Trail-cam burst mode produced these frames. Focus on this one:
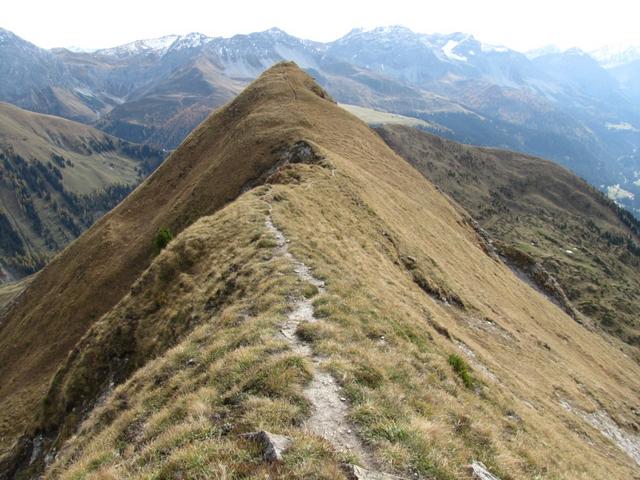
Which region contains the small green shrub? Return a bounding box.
[153,227,173,253]
[447,354,474,389]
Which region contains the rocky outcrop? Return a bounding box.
[468,461,501,480]
[242,431,292,462]
[495,241,582,322]
[344,464,407,479]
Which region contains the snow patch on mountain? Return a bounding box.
[606,122,638,132]
[481,42,509,54]
[442,40,467,62]
[607,184,635,201]
[96,35,180,57]
[66,46,97,53]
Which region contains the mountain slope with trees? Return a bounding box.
[0,102,164,280]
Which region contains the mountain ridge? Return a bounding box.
[0,63,337,471]
[4,25,635,215]
[1,62,639,480]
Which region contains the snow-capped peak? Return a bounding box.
[370,25,413,35]
[96,35,180,57]
[168,32,213,51]
[590,44,640,68]
[564,47,588,57]
[340,25,415,41]
[93,32,215,57]
[264,27,287,36]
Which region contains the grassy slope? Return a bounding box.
[0,102,148,193]
[376,125,640,349]
[2,64,640,479]
[0,102,165,277]
[0,277,30,310]
[0,64,336,467]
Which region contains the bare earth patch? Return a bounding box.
[560,399,640,466]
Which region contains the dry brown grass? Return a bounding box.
[377,124,640,351]
[0,64,332,461]
[2,63,640,479]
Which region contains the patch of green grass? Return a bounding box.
[282,434,348,479]
[295,322,322,343]
[448,354,474,389]
[153,227,173,253]
[353,363,384,389]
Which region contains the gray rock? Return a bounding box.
[344,464,407,480]
[242,430,292,462]
[468,461,501,480]
[400,255,418,270]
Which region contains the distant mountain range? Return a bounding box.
[1,25,639,217]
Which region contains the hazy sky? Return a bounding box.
[3,0,637,51]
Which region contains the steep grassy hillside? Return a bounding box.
[2,64,639,480]
[0,277,30,310]
[377,125,640,349]
[0,102,164,279]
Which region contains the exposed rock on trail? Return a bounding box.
[344,463,408,479]
[468,461,501,480]
[242,430,293,462]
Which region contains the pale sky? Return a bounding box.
[3,0,638,52]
